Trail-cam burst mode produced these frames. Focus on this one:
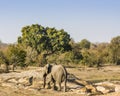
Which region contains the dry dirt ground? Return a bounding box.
[0,65,120,96]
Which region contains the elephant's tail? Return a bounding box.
[62,66,67,82]
[62,66,67,92]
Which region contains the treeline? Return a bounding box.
[0,24,120,71]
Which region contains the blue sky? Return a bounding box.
[0,0,120,43]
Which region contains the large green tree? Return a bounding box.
[18,24,49,54]
[18,24,71,66]
[18,24,71,54]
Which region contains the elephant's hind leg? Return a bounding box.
[64,80,67,92]
[58,82,61,91]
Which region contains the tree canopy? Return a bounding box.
[79,39,91,49]
[18,24,71,54]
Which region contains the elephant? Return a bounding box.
[42,64,67,92]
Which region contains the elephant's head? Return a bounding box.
[42,64,52,88]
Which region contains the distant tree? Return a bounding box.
[89,50,103,67]
[90,43,110,64]
[64,51,82,64]
[96,43,110,64]
[69,39,81,52]
[109,36,120,65]
[79,39,91,49]
[0,51,9,72]
[81,49,91,67]
[7,45,26,68]
[0,40,2,44]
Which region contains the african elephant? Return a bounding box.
[42,64,67,92]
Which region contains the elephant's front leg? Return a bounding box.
[43,77,46,88]
[52,79,57,90]
[46,74,52,89]
[53,82,56,90]
[47,82,51,89]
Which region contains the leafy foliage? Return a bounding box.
[79,39,91,49]
[7,45,26,67]
[18,24,49,54]
[0,50,9,72]
[46,28,71,52]
[109,36,120,65]
[18,24,71,54]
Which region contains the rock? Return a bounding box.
[115,85,120,92]
[95,81,114,86]
[8,78,18,84]
[96,86,110,94]
[95,81,115,94]
[17,84,25,89]
[70,86,87,94]
[17,78,25,84]
[18,76,33,86]
[1,82,17,88]
[70,85,83,89]
[76,87,87,94]
[85,84,97,93]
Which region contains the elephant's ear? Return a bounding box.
[46,64,52,74]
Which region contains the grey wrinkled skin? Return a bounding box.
[42,64,67,92]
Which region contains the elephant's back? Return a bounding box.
[51,65,67,82]
[52,65,66,73]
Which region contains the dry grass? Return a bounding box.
[67,66,120,83]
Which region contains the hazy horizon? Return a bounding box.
[0,0,120,43]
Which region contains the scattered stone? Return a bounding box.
[95,81,115,94]
[70,85,83,89]
[8,78,18,84]
[115,85,120,92]
[96,86,111,94]
[95,81,114,86]
[1,82,17,88]
[76,87,87,94]
[85,84,97,93]
[17,83,25,89]
[18,76,33,86]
